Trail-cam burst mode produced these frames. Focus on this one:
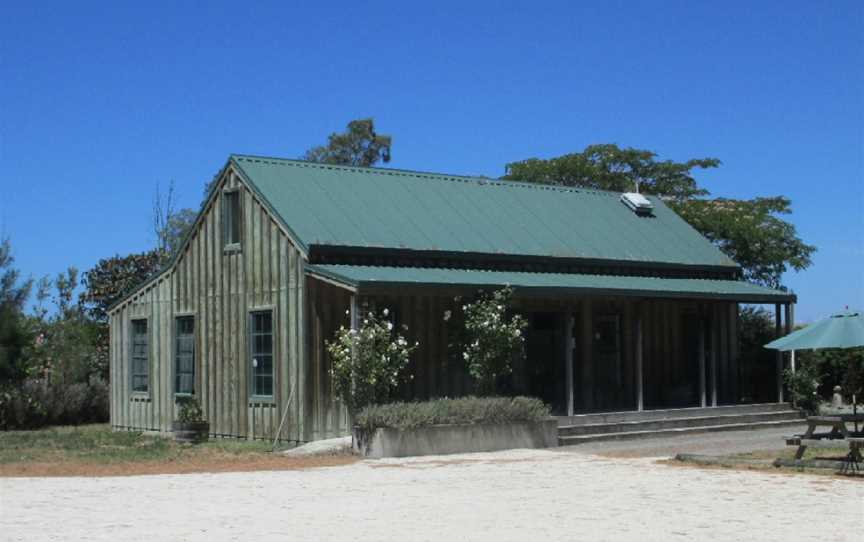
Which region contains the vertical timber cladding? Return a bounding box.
[109,166,306,442]
[305,276,352,441]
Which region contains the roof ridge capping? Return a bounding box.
[230,153,627,197]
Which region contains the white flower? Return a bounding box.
[462,305,467,311]
[463,352,469,360]
[368,312,374,318]
[387,322,393,331]
[383,308,389,316]
[345,309,350,316]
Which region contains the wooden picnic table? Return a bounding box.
[785,415,864,460]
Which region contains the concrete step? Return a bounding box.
[558,410,804,437]
[556,403,794,426]
[558,419,807,446]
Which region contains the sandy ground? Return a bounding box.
[2,442,862,542]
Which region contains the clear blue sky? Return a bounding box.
[1,1,861,322]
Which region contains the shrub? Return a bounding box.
[783,359,821,415]
[354,396,550,433]
[460,287,527,395]
[327,307,417,414]
[0,377,109,430]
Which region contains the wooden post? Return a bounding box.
[775,303,784,403]
[710,308,718,407]
[565,313,575,417]
[635,306,643,412]
[580,298,594,412]
[699,313,706,408]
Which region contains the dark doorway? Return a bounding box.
[523,312,565,414]
[593,314,623,410]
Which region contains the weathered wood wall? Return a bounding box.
[110,166,309,442]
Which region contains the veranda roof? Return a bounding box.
[307,264,794,303]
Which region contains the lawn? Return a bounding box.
[0,424,356,477]
[671,442,861,478]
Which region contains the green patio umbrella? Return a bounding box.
[765,309,864,351]
[765,308,864,431]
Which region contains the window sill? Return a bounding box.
[223,243,242,255]
[249,397,275,406]
[174,393,195,400]
[130,393,151,402]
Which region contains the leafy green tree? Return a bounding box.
[504,144,815,289]
[304,118,392,167]
[0,237,33,384]
[674,197,815,289]
[80,251,162,323]
[505,144,717,201]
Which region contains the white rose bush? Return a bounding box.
[327,307,417,414]
[461,287,527,395]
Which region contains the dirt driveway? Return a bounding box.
[1,444,861,542]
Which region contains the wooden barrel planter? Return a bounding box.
[171,421,210,444]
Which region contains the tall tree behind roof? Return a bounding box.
[503,144,814,290]
[303,118,392,167]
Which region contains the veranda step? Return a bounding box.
[558,410,804,437]
[556,403,794,427]
[557,419,807,446]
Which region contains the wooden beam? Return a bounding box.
[565,312,575,417]
[635,305,643,412]
[580,298,594,411]
[699,312,706,408]
[789,303,797,374]
[710,307,718,407]
[775,303,784,403]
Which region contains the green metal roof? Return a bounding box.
[308,264,794,303]
[232,155,739,269]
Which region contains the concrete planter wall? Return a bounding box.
[352,419,558,458]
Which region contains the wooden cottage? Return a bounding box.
[108,155,796,443]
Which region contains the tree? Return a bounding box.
[673,197,814,289]
[80,251,162,323]
[503,144,815,289]
[505,144,718,201]
[153,181,197,264]
[0,237,33,383]
[303,118,392,167]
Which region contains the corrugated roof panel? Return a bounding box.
[233,155,739,268]
[309,264,793,303]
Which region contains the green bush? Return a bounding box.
[0,377,109,430]
[783,360,821,415]
[326,307,416,414]
[354,396,550,433]
[458,287,527,395]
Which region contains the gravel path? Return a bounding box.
[2,445,861,541]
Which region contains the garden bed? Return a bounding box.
[352,397,557,458]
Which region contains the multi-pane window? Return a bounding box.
[250,311,273,397]
[175,316,195,395]
[223,190,241,246]
[131,319,149,393]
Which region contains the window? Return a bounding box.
[223,190,241,246]
[131,319,149,393]
[175,316,195,395]
[249,311,273,397]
